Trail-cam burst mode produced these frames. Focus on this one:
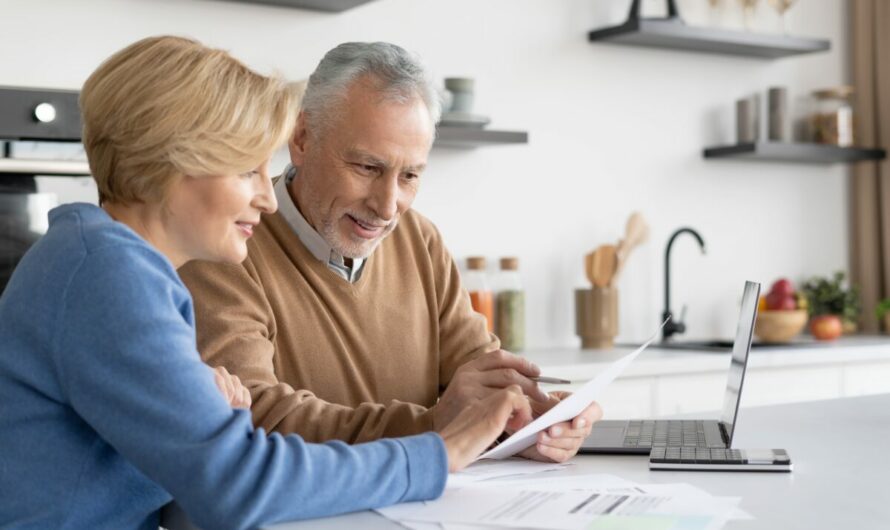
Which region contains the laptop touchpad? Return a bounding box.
[583,424,627,447]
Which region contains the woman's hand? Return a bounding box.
[213,366,252,409]
[438,385,533,472]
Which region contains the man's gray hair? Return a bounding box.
[300,42,441,134]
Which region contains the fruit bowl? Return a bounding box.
[754,309,808,343]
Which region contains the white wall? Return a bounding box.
[0,0,851,348]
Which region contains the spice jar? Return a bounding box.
[465,256,494,332]
[811,86,855,147]
[494,257,525,352]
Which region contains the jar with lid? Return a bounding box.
[811,86,855,147]
[465,256,494,332]
[494,257,525,352]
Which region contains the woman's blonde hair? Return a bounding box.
[81,36,298,205]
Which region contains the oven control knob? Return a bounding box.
[34,102,57,123]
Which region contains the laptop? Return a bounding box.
[580,280,760,455]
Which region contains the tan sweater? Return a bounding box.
[178,209,498,443]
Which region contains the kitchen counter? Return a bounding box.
[521,335,890,419]
[523,335,890,380]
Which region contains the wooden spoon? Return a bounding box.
[591,244,617,288]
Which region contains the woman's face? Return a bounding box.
[163,159,277,264]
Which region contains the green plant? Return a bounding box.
[876,299,890,321]
[800,271,860,323]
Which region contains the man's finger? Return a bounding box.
[477,369,548,402]
[473,349,541,377]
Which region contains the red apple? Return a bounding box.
[810,315,842,341]
[765,291,797,311]
[770,278,795,297]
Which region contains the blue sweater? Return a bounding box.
[0,203,447,529]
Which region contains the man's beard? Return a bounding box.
[318,209,398,259]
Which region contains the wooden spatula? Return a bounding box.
[613,212,649,284]
[591,244,617,288]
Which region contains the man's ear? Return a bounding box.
[288,112,308,166]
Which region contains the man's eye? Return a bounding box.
[354,163,379,175]
[403,173,419,181]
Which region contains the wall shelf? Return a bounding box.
[588,18,830,59]
[0,158,90,176]
[434,127,528,149]
[228,0,376,12]
[703,142,887,164]
[588,0,829,59]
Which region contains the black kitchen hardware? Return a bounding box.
[1,86,86,294]
[662,227,706,342]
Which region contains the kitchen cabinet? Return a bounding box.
[527,337,890,419]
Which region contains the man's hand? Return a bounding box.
[213,366,252,409]
[516,391,603,463]
[439,385,533,472]
[433,349,549,432]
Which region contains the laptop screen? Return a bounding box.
[719,281,761,445]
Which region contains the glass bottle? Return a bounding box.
[465,256,494,333]
[495,257,526,352]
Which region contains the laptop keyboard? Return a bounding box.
[622,420,725,449]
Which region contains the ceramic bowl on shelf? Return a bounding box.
[754,309,808,343]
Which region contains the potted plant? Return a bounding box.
[876,299,890,334]
[801,271,861,339]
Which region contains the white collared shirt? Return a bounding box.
[274,166,365,283]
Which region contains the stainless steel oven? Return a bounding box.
[0,86,88,294]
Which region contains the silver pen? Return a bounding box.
[530,376,571,384]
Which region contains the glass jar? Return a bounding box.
[811,86,855,147]
[494,257,525,352]
[465,256,494,333]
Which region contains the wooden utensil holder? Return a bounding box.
[575,287,618,349]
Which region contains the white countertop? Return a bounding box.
[521,335,890,381]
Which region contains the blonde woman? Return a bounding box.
[0,36,531,530]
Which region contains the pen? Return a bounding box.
[530,376,571,384]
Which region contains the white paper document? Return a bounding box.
[479,320,667,460]
[447,458,570,489]
[377,484,739,530]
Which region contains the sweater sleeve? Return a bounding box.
[54,246,446,530]
[179,258,436,443]
[426,223,501,389]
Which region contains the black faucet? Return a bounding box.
[662,227,706,342]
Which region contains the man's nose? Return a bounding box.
[368,175,398,221]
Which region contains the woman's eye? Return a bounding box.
[240,170,259,179]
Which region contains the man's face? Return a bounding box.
[288,78,434,259]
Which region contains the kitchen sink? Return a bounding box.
[642,338,833,353]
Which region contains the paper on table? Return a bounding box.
[479,319,668,460]
[447,458,570,490]
[377,484,738,530]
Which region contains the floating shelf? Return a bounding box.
[703,142,887,164]
[434,126,528,149]
[588,17,830,59]
[228,0,376,12]
[0,158,90,176]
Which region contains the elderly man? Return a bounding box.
[179,42,600,462]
